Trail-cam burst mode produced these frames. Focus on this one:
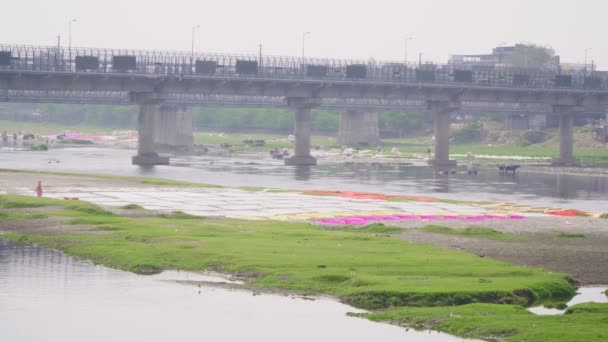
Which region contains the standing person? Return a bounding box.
[427,147,432,158]
[1,130,7,145]
[12,132,17,145]
[35,181,43,197]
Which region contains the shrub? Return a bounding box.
[452,122,483,143]
[521,130,547,144]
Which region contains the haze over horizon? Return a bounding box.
[2,0,605,67]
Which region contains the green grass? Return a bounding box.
[555,233,585,239]
[365,302,608,342]
[0,194,62,208]
[382,135,608,164]
[332,223,404,234]
[419,225,525,241]
[0,119,113,135]
[157,211,205,220]
[600,213,608,219]
[194,132,338,153]
[120,204,145,210]
[1,194,574,311]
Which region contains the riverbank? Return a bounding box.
[3,119,608,166]
[2,170,608,341]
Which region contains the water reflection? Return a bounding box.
[1,147,608,211]
[528,286,608,315]
[293,165,312,181]
[0,239,476,342]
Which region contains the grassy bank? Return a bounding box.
[0,119,114,135]
[193,132,337,153]
[419,225,525,241]
[1,194,573,307]
[383,136,608,164]
[365,303,608,342]
[4,193,607,341]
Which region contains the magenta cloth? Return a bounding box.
[316,214,525,225]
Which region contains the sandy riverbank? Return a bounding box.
[2,169,608,285]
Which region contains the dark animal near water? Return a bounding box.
[498,164,520,174]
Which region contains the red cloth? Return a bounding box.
[546,209,587,217]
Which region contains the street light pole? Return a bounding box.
[191,25,200,57]
[68,19,77,70]
[302,32,311,60]
[191,25,200,72]
[404,36,413,65]
[258,44,263,67]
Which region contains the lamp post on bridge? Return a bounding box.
[191,25,200,71]
[68,19,77,70]
[258,43,263,67]
[302,32,311,60]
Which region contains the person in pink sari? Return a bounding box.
[35,181,43,197]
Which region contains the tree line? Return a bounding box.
[21,104,429,133]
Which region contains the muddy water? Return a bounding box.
[0,239,477,342]
[1,147,608,211]
[528,286,608,315]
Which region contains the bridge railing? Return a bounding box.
[1,44,606,91]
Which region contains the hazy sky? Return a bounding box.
[2,0,605,67]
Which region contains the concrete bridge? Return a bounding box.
[2,89,582,147]
[2,44,608,167]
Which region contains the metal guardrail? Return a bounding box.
[1,44,607,91]
[2,90,561,113]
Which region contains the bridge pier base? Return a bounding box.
[284,97,321,166]
[552,105,582,166]
[427,100,460,168]
[337,110,380,146]
[131,92,170,166]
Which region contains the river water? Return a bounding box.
[1,147,608,211]
[0,239,476,342]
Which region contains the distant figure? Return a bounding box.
[1,131,7,144]
[427,147,431,157]
[35,181,43,197]
[12,132,17,145]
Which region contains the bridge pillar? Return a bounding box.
[130,92,170,166]
[552,105,583,166]
[284,97,321,166]
[427,100,461,168]
[337,110,380,146]
[154,104,194,150]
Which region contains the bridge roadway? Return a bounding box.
[2,44,608,166]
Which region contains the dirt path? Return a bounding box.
[392,217,608,285]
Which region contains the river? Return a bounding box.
[1,146,608,211]
[0,239,476,342]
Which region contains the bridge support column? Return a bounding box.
[427,100,461,168]
[284,97,321,166]
[130,92,170,166]
[154,104,194,150]
[337,110,380,146]
[552,105,583,166]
